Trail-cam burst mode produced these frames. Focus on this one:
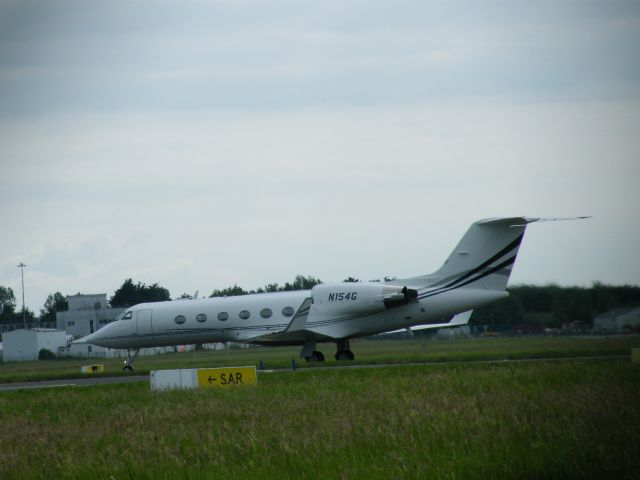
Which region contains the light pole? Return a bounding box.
[17,262,26,329]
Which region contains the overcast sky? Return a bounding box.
[1,0,639,313]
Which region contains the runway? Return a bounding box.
[0,354,628,392]
[0,375,148,392]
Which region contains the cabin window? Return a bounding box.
[217,312,229,321]
[239,310,251,320]
[174,315,186,324]
[122,311,133,320]
[260,308,272,318]
[196,313,207,323]
[282,306,295,317]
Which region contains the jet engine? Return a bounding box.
[311,283,418,315]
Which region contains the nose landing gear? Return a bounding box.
[122,349,139,372]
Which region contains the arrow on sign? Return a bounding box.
[208,376,217,384]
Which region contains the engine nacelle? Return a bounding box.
[311,283,417,315]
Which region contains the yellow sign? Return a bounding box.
[197,366,257,388]
[80,364,105,374]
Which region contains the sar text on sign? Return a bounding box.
[196,366,257,388]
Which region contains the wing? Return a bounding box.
[247,298,335,346]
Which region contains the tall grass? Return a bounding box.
[0,358,638,479]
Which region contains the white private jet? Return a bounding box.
[79,216,587,370]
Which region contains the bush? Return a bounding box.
[38,348,55,360]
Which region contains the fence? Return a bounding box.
[0,322,57,334]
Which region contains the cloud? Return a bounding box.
[1,1,639,310]
[1,100,639,311]
[1,1,639,115]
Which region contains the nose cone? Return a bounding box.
[73,325,111,347]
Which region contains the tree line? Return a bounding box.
[471,282,640,329]
[1,279,639,327]
[0,286,68,325]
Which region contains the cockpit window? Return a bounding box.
[120,311,133,320]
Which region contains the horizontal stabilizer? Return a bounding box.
[385,310,473,335]
[411,309,473,331]
[478,216,592,227]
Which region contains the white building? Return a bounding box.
[593,307,640,333]
[435,325,471,339]
[2,329,68,362]
[56,293,125,339]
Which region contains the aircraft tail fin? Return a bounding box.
[398,216,590,292]
[432,217,531,291]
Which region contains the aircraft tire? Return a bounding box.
[306,351,325,362]
[335,350,349,361]
[335,350,355,361]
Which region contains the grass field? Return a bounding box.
[1,335,639,383]
[1,336,640,479]
[0,357,638,479]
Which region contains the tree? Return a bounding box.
[263,283,280,292]
[110,279,171,307]
[471,283,640,329]
[281,275,322,291]
[38,348,55,360]
[209,275,323,298]
[343,277,360,283]
[0,286,17,322]
[39,292,68,323]
[210,285,249,297]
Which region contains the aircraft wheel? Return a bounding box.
[306,351,325,362]
[335,350,349,361]
[336,350,355,361]
[122,365,134,372]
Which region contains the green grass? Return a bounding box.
[1,335,639,383]
[0,358,638,479]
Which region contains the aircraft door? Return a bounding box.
[136,309,153,341]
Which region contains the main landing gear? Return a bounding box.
[300,341,325,362]
[299,340,355,362]
[307,351,325,362]
[122,349,139,372]
[335,339,354,361]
